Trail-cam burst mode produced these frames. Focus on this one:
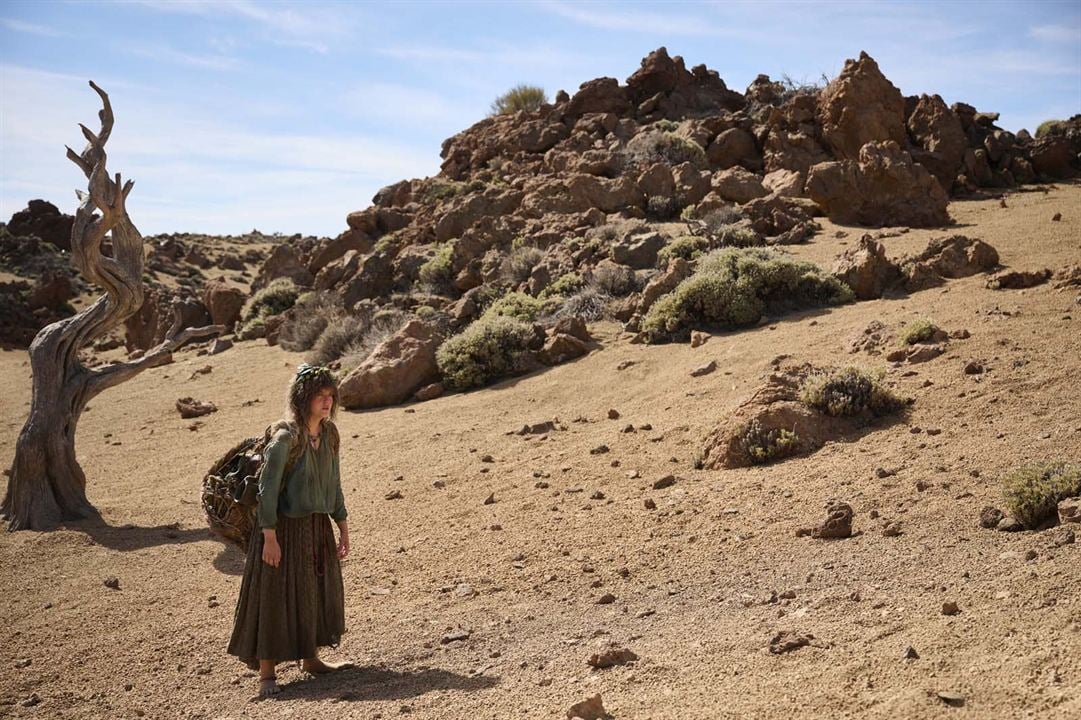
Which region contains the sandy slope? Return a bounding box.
[1,184,1079,719]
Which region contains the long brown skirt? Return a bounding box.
[227,513,345,664]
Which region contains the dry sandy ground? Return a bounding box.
[1,185,1080,719]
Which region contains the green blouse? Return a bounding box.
[256,424,347,529]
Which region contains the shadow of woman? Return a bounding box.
[71,517,246,575]
[272,665,500,703]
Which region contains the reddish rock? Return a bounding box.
[339,319,440,409]
[831,235,901,300]
[817,51,907,160]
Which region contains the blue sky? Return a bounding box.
[2,1,1079,236]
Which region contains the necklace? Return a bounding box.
[308,427,321,448]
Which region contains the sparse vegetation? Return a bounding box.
[647,195,679,221]
[641,248,853,340]
[541,272,585,299]
[738,418,799,464]
[336,308,410,371]
[799,366,906,417]
[1001,461,1081,529]
[307,315,367,366]
[777,71,831,101]
[418,243,455,290]
[900,318,938,345]
[490,84,548,115]
[236,278,299,338]
[480,291,549,323]
[624,129,706,168]
[436,314,537,390]
[501,245,544,285]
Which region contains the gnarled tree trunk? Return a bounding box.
[1,81,224,531]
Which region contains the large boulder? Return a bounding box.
[6,199,74,252]
[201,278,246,330]
[611,230,665,269]
[907,93,967,193]
[251,244,314,291]
[711,167,768,204]
[338,319,440,409]
[706,127,761,171]
[832,236,901,299]
[806,141,950,227]
[902,235,999,290]
[565,77,630,117]
[817,52,907,161]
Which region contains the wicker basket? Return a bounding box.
[201,435,264,551]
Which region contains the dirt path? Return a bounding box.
[1,184,1079,719]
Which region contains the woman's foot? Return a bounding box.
[258,675,281,698]
[301,657,355,674]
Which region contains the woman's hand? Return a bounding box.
[262,529,281,567]
[337,522,350,559]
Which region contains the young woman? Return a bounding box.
[227,363,353,697]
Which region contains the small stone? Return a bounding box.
[590,491,605,500]
[979,506,1005,529]
[882,522,902,537]
[587,646,638,669]
[652,474,677,490]
[566,694,608,720]
[941,601,960,616]
[607,408,620,419]
[596,593,616,605]
[644,498,657,510]
[690,360,717,377]
[104,576,120,590]
[963,360,984,375]
[590,444,610,455]
[483,493,496,505]
[384,489,403,500]
[14,658,31,668]
[1052,212,1062,221]
[903,645,919,660]
[441,629,470,644]
[937,691,965,707]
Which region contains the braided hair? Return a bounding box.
[286,362,340,431]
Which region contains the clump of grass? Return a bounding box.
[418,243,455,290]
[1001,461,1081,529]
[308,315,367,366]
[236,278,299,338]
[417,179,467,204]
[738,419,799,465]
[555,285,610,321]
[647,195,679,221]
[501,245,544,285]
[799,367,905,417]
[900,318,938,345]
[657,236,710,265]
[641,248,853,340]
[436,314,537,390]
[336,308,410,371]
[624,129,706,168]
[490,84,547,115]
[653,119,680,132]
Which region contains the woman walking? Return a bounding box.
[228,363,353,697]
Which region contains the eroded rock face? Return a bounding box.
[907,93,967,193]
[832,236,901,300]
[817,51,907,160]
[902,235,1000,290]
[338,319,440,409]
[806,141,950,227]
[201,278,246,330]
[251,244,313,291]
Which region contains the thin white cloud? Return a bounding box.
[540,0,769,40]
[128,0,357,53]
[124,43,242,71]
[339,82,482,129]
[0,64,440,235]
[0,17,66,38]
[1028,23,1081,43]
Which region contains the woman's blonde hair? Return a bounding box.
[286,363,339,430]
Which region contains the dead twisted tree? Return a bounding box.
[1,81,224,531]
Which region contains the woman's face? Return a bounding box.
[309,386,334,421]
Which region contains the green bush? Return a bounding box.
[1035,119,1064,138]
[641,248,853,340]
[417,179,467,204]
[437,314,537,390]
[738,418,799,465]
[541,272,585,298]
[658,236,710,265]
[490,84,547,115]
[418,243,455,289]
[1001,462,1081,529]
[480,291,549,323]
[900,319,938,345]
[237,278,299,336]
[591,262,637,296]
[555,286,610,321]
[799,367,905,417]
[647,195,679,220]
